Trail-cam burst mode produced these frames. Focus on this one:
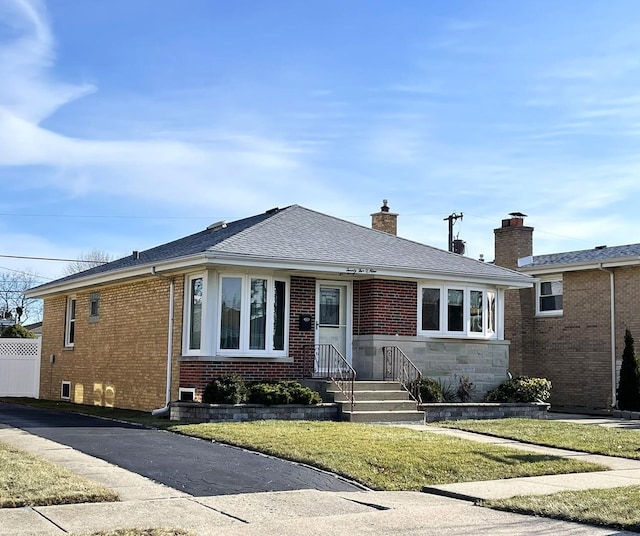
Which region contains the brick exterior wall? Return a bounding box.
[524,270,613,407]
[494,221,534,374]
[354,279,417,336]
[495,218,640,408]
[179,276,317,399]
[40,277,183,412]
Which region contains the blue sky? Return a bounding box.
[2,0,640,283]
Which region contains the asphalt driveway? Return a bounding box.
[0,402,363,496]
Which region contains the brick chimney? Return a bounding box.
[371,199,398,235]
[493,212,534,377]
[494,212,533,270]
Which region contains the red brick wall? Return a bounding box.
[354,279,417,336]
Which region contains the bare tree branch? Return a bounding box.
[0,269,43,325]
[63,249,114,276]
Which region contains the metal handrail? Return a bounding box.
[306,344,356,411]
[382,346,422,404]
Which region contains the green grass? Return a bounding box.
[169,420,605,490]
[0,442,119,508]
[483,486,640,533]
[438,418,640,458]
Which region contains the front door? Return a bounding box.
[315,282,351,373]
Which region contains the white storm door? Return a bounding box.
[315,282,351,365]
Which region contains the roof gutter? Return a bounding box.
[598,264,617,408]
[150,266,175,417]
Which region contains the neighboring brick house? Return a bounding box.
[494,214,640,409]
[27,203,532,412]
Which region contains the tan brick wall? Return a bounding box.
[494,223,534,375]
[40,276,184,412]
[524,270,613,408]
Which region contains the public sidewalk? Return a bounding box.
[1,417,639,535]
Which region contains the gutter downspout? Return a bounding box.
[599,264,617,408]
[151,267,175,417]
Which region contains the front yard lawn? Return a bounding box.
[0,442,118,508]
[171,420,605,491]
[438,418,640,458]
[483,486,640,533]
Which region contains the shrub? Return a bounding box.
[456,375,476,403]
[0,324,36,338]
[485,376,552,403]
[618,329,640,411]
[248,382,292,405]
[202,375,248,404]
[280,381,323,405]
[419,377,444,403]
[438,379,459,402]
[248,381,322,406]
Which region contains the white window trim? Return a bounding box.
[61,381,71,400]
[417,283,501,340]
[64,296,76,348]
[536,275,563,317]
[216,273,289,357]
[179,387,196,402]
[183,273,207,356]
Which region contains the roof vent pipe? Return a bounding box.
[132,251,140,260]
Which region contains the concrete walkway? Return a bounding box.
[1,416,639,535]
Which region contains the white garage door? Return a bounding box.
[0,338,41,398]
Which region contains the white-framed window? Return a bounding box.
[537,276,563,316]
[418,284,499,339]
[218,274,288,356]
[61,381,71,400]
[182,270,290,358]
[185,274,204,352]
[64,297,76,347]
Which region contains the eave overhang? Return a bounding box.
[26,251,534,298]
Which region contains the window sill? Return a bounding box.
[63,346,74,351]
[180,355,294,364]
[535,311,563,318]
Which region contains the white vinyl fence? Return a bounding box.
[0,338,41,398]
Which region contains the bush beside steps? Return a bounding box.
[202,376,322,406]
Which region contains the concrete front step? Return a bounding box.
[348,381,405,391]
[348,400,419,412]
[330,389,413,402]
[342,410,425,423]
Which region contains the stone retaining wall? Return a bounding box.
[170,402,339,422]
[420,402,549,423]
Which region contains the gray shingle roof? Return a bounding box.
[31,205,531,293]
[523,243,640,269]
[210,205,530,281]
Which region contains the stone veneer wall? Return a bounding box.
[170,402,339,422]
[421,403,549,422]
[353,334,510,400]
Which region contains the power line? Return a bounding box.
[0,254,107,264]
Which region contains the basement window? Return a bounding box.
[179,388,196,402]
[61,381,71,400]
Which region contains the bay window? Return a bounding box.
[219,274,288,355]
[418,284,499,338]
[184,271,288,357]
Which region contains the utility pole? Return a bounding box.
[443,212,463,252]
